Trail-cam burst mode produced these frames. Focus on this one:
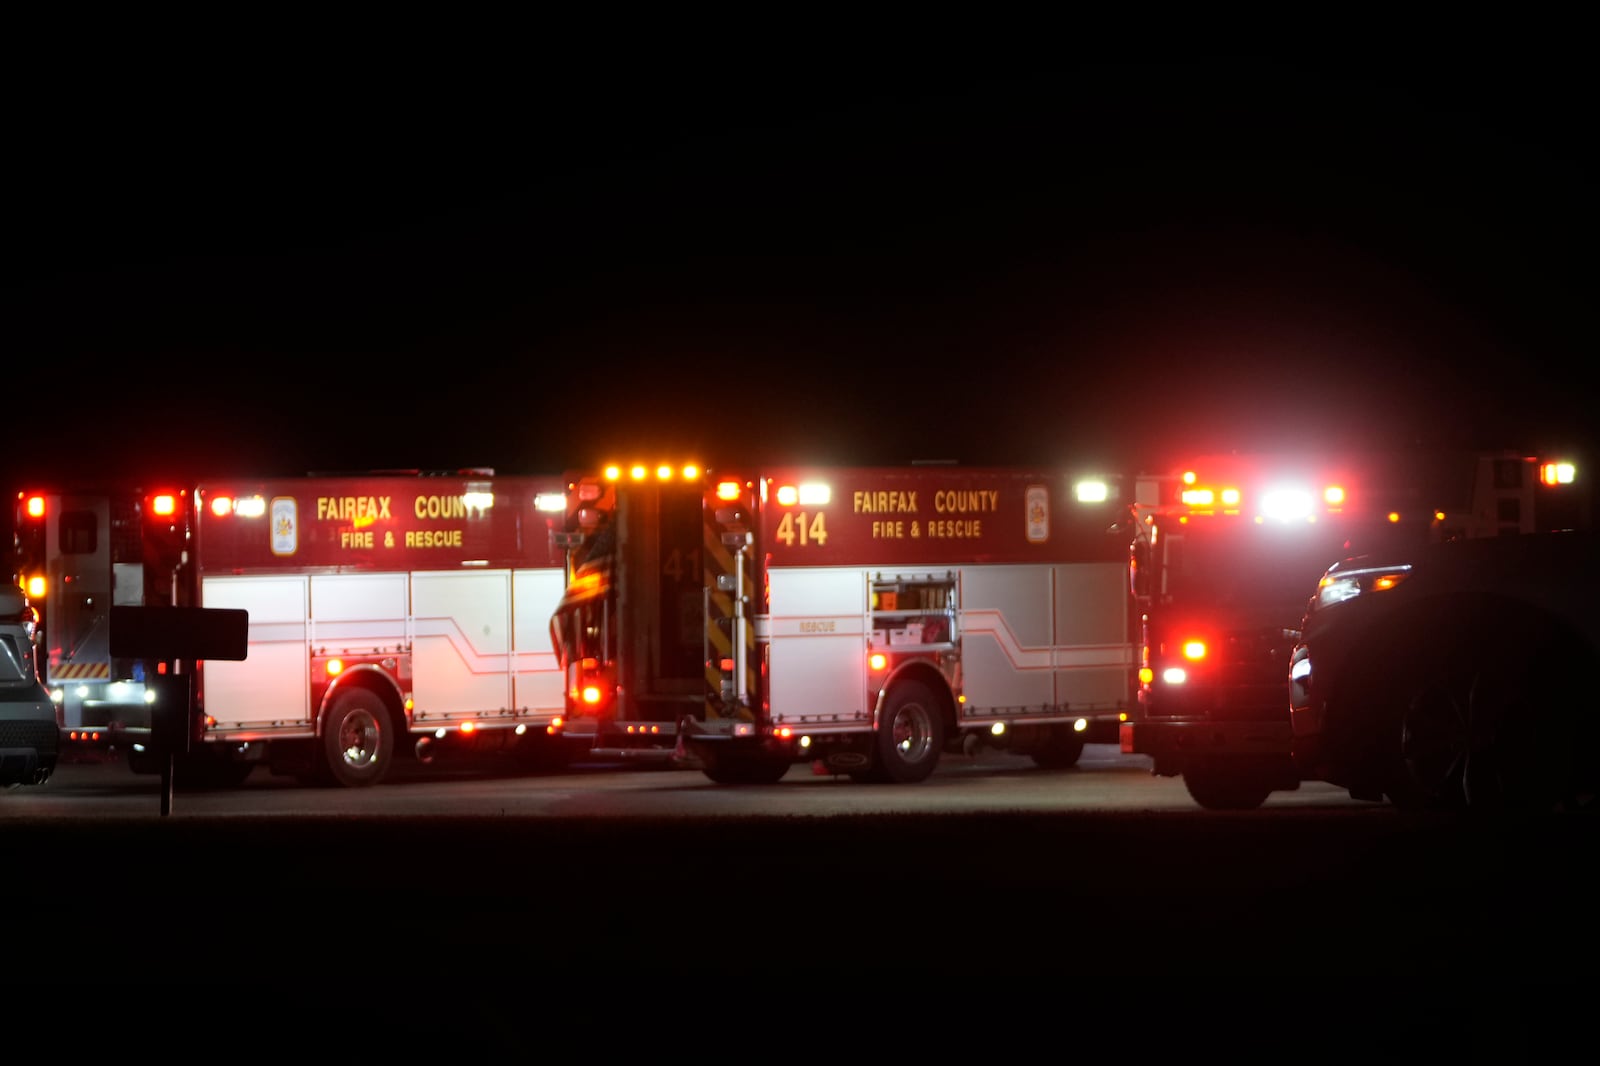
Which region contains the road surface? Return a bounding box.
[3,745,1593,1052]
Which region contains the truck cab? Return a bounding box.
[1121,454,1434,808]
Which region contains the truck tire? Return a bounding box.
[868,680,944,784]
[1181,756,1273,811]
[320,688,393,788]
[1029,726,1087,770]
[698,746,792,784]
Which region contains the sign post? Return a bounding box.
[110,606,249,815]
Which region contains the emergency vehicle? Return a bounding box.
[1119,449,1590,809]
[547,461,1138,784]
[14,471,574,787]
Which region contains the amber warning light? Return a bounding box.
[1541,460,1577,486]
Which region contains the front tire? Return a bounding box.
[1182,755,1273,811]
[1379,610,1597,813]
[320,688,394,788]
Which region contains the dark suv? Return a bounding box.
[1289,530,1600,812]
[1,585,57,788]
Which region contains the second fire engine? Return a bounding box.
[548,461,1138,784]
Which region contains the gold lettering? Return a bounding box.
[414,495,469,520]
[927,519,983,538]
[317,496,392,520]
[853,490,918,514]
[934,489,1000,513]
[404,529,465,548]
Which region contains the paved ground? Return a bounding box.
[5,780,1595,1054]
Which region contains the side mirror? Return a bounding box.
[1129,541,1151,601]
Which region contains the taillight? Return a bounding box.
[568,656,615,712]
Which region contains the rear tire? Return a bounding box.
[1028,726,1087,770]
[698,745,791,784]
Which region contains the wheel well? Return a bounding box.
[318,672,406,738]
[881,660,957,736]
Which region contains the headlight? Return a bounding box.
[1314,563,1411,609]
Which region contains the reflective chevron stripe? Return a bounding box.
[51,662,110,680]
[703,487,757,721]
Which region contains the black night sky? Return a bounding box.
[6,47,1600,1011]
[7,56,1592,494]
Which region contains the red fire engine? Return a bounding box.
[1119,448,1589,809]
[14,470,574,787]
[547,461,1138,783]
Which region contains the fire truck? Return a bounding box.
[547,461,1138,784]
[1119,448,1590,809]
[14,470,574,787]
